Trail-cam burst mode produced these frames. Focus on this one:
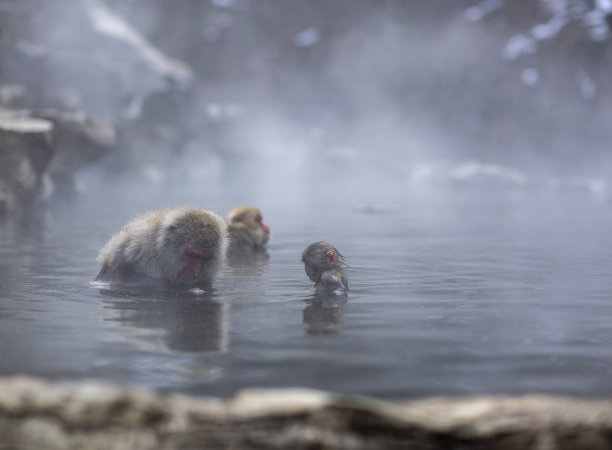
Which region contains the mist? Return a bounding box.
[4,0,612,405]
[3,0,611,213]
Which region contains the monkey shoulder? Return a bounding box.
[96,226,163,283]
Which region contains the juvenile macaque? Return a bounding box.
[225,206,270,252]
[301,241,348,293]
[95,206,227,291]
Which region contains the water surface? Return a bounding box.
[1,178,611,399]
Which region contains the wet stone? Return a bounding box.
[0,107,116,212]
[30,108,116,196]
[0,110,54,213]
[1,376,612,450]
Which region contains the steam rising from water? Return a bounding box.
[85,0,193,82]
[3,1,612,400]
[7,0,611,206]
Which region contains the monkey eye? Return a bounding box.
[167,225,177,232]
[255,215,262,223]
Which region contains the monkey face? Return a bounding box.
[159,210,225,286]
[253,213,271,246]
[180,245,215,282]
[226,206,270,248]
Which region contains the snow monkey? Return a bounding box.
[95,206,227,290]
[225,206,270,252]
[301,241,348,293]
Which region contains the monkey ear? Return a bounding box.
[326,250,338,263]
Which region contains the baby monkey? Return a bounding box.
[225,206,270,252]
[301,241,348,293]
[95,206,227,291]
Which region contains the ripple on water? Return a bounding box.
[1,187,612,398]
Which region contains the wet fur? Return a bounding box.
[96,207,227,290]
[301,241,348,292]
[226,206,270,252]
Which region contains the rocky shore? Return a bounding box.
[0,377,610,450]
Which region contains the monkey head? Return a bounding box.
[226,206,270,249]
[157,208,227,288]
[301,241,347,284]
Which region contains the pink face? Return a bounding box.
[255,214,270,235]
[180,246,214,281]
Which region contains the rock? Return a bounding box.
[83,0,194,85]
[0,84,29,109]
[0,110,54,213]
[30,108,116,196]
[0,376,612,449]
[0,107,115,212]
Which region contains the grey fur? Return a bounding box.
[226,206,270,252]
[301,241,348,293]
[96,206,227,290]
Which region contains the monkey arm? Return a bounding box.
[318,270,348,293]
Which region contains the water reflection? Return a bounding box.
[4,183,612,398]
[226,248,270,267]
[99,288,227,353]
[302,292,348,334]
[222,250,270,302]
[0,205,48,246]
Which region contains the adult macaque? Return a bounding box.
[225,206,270,252]
[95,206,227,290]
[301,241,348,293]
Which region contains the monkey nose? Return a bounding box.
[184,246,214,260]
[261,221,271,234]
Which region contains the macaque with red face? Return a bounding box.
[95,206,227,291]
[225,206,270,252]
[301,241,348,293]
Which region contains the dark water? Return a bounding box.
[1,175,612,400]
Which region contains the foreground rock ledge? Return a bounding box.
[0,377,610,450]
